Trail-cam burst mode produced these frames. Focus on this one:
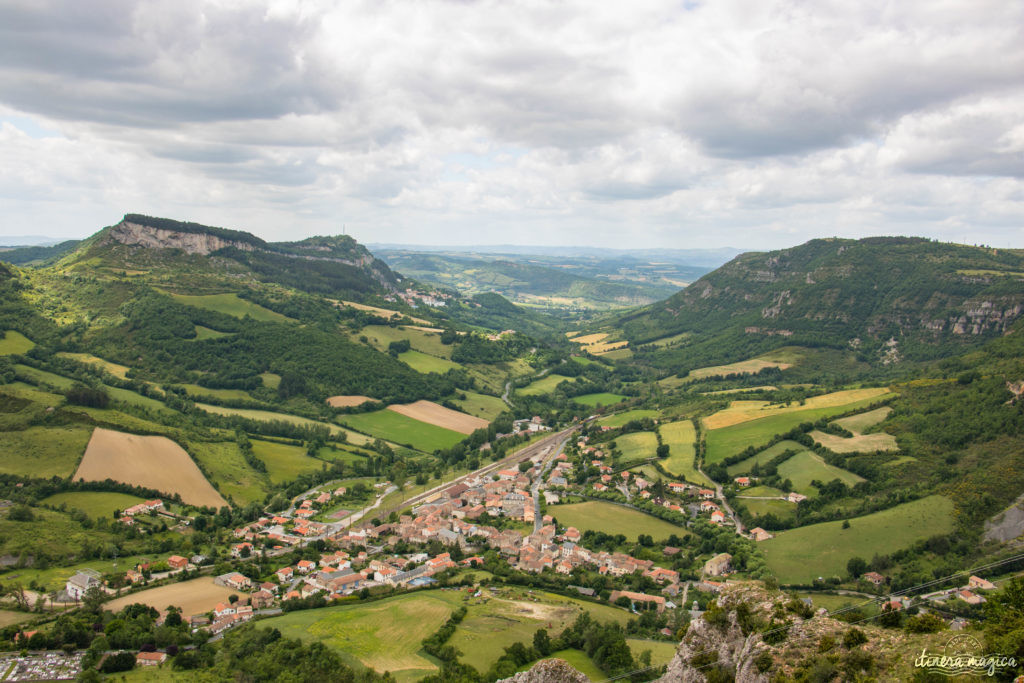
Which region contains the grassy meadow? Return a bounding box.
[453,391,507,421]
[341,409,465,452]
[0,425,91,478]
[41,491,146,519]
[572,392,627,407]
[517,375,576,396]
[548,501,684,541]
[398,349,461,374]
[0,331,35,355]
[775,451,865,496]
[597,409,659,429]
[726,440,806,476]
[761,495,955,584]
[658,420,711,485]
[251,439,325,484]
[614,431,659,460]
[189,441,271,505]
[168,292,293,323]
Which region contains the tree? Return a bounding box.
[656,444,670,458]
[847,557,867,578]
[533,628,552,657]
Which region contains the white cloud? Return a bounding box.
[0,0,1022,249]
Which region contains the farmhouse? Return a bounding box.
[703,553,732,577]
[749,527,773,542]
[862,571,886,586]
[136,652,167,667]
[65,570,101,601]
[610,590,666,613]
[786,492,808,503]
[968,575,996,591]
[167,555,189,570]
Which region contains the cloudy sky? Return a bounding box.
[1,0,1022,249]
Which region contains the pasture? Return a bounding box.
[761,495,955,584]
[740,498,795,521]
[517,374,576,396]
[387,400,489,435]
[55,352,131,379]
[0,331,34,355]
[626,639,679,668]
[572,392,627,407]
[726,440,806,476]
[453,391,507,421]
[547,501,684,541]
[194,403,369,444]
[399,349,462,374]
[567,333,608,345]
[659,420,711,484]
[251,439,325,484]
[775,451,864,496]
[615,431,659,460]
[168,292,292,323]
[597,409,659,429]
[13,364,76,390]
[176,383,253,402]
[192,325,230,340]
[104,385,175,414]
[326,395,374,408]
[0,425,91,478]
[41,492,146,519]
[361,324,453,359]
[339,300,432,326]
[341,409,465,452]
[260,372,281,389]
[587,340,630,354]
[703,389,892,464]
[833,407,892,433]
[190,441,271,505]
[105,577,240,618]
[73,428,228,508]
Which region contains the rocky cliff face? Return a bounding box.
[102,220,258,255]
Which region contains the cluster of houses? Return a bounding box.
[231,487,352,548]
[116,499,164,526]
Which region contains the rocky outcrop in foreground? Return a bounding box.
[498,658,589,683]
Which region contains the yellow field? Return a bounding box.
[688,357,793,381]
[810,431,899,453]
[55,352,130,379]
[588,340,630,354]
[387,400,489,435]
[810,406,898,453]
[703,388,891,430]
[326,395,374,408]
[105,577,239,617]
[568,333,608,345]
[74,428,228,508]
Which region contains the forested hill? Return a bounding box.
[65,213,400,299]
[618,237,1024,365]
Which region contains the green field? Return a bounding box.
[615,431,659,460]
[659,420,711,485]
[0,331,34,355]
[168,292,293,323]
[2,552,171,593]
[41,492,146,519]
[260,372,281,389]
[361,325,452,359]
[548,501,684,541]
[626,638,679,668]
[572,392,627,407]
[259,590,458,681]
[13,364,76,390]
[739,485,786,497]
[704,395,888,464]
[762,495,956,584]
[597,409,659,428]
[518,374,577,396]
[341,409,465,452]
[775,451,864,496]
[398,349,461,374]
[833,407,892,433]
[192,325,231,340]
[189,441,271,505]
[55,352,131,379]
[104,385,175,414]
[261,588,630,682]
[726,440,806,476]
[739,498,795,521]
[176,383,253,402]
[0,425,92,477]
[453,391,508,421]
[194,403,370,444]
[251,439,325,484]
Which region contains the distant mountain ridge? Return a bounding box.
[620,236,1024,366]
